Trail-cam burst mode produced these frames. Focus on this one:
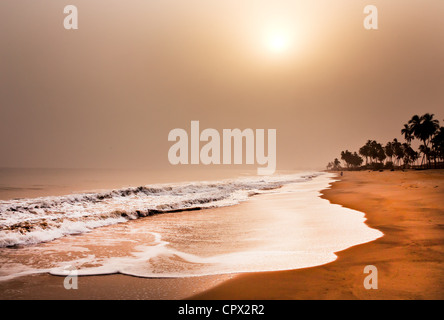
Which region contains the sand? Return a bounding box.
[193,170,444,300]
[1,170,443,300]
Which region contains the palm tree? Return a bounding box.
[341,151,351,169]
[326,159,341,171]
[392,138,404,167]
[401,124,413,145]
[368,140,378,164]
[407,113,439,168]
[420,114,439,168]
[376,145,386,164]
[359,141,371,166]
[333,158,341,170]
[432,127,444,165]
[402,143,418,168]
[419,145,432,167]
[407,114,421,136]
[385,141,394,164]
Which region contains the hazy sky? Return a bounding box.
[0,0,443,171]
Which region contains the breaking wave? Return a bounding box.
[0,173,320,247]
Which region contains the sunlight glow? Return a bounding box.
[265,30,293,55]
[269,35,288,53]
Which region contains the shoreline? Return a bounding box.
[0,171,316,248]
[1,170,443,300]
[192,170,444,300]
[191,170,444,299]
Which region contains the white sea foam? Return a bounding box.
[0,173,319,247]
[0,173,384,281]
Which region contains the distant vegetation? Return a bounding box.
[327,113,444,171]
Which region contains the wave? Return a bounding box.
[0,172,321,247]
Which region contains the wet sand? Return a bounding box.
[1,170,443,300]
[193,170,444,299]
[0,272,232,300]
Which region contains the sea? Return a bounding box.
[0,168,383,281]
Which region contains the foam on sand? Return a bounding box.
[0,173,383,281]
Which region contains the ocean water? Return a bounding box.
[0,171,383,280]
[0,171,315,248]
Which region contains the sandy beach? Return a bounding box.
[2,0,444,303]
[1,170,443,300]
[194,170,444,300]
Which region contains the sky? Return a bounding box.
[0,0,443,171]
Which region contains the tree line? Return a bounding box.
[327,113,444,171]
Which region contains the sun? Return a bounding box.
[265,32,291,54]
[268,35,287,52]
